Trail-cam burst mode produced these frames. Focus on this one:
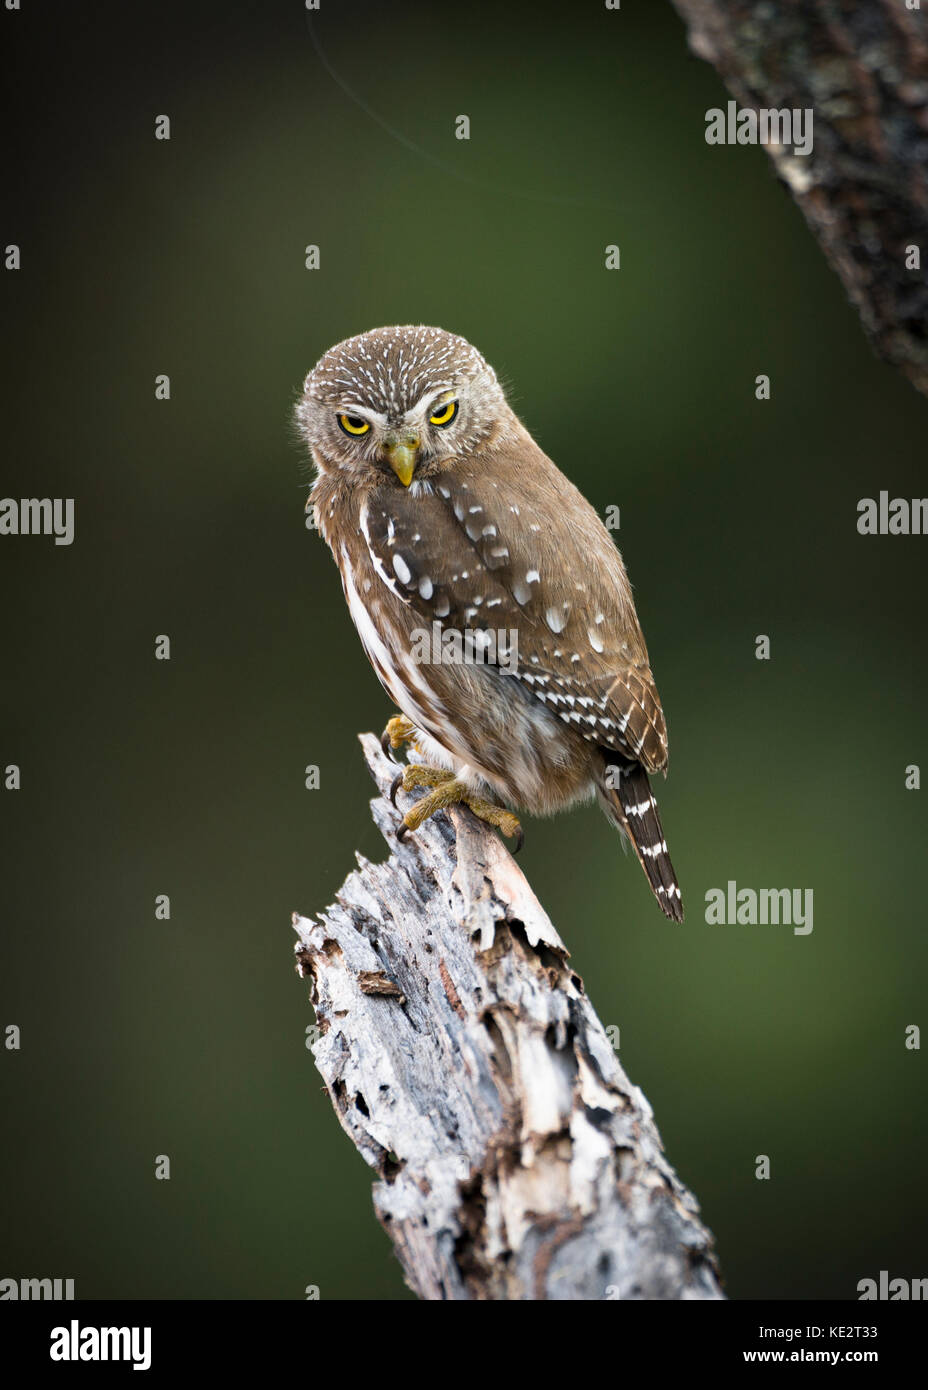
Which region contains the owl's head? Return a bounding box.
[296,325,513,489]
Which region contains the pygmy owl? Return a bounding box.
[297,326,683,921]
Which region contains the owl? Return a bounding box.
[296,326,683,922]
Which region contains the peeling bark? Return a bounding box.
[671,0,928,396]
[293,734,723,1301]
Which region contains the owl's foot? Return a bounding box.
[460,792,524,854]
[390,763,523,853]
[381,714,418,761]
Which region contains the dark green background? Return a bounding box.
[2,0,925,1300]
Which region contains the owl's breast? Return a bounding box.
[335,532,451,738]
[316,478,595,812]
[337,536,590,809]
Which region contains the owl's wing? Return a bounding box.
[361,446,668,772]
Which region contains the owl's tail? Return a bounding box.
[598,758,684,923]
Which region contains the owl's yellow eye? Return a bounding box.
[338,413,371,437]
[429,399,458,427]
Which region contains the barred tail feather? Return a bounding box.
[598,758,683,923]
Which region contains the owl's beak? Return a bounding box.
[383,436,419,487]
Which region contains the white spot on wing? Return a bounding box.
[360,500,409,604]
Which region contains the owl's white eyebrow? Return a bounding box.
[337,404,387,425]
[411,388,455,416]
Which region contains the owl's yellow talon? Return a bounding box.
[390,762,450,807]
[402,764,455,796]
[381,714,419,760]
[393,766,523,850]
[461,795,524,849]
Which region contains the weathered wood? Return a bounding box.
[293,734,723,1300]
[671,0,928,396]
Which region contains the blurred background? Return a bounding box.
[1,0,925,1300]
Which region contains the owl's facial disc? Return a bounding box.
[381,432,420,487]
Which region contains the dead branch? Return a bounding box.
[293,734,723,1301]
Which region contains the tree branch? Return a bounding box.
[293,734,723,1301]
[671,0,928,396]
